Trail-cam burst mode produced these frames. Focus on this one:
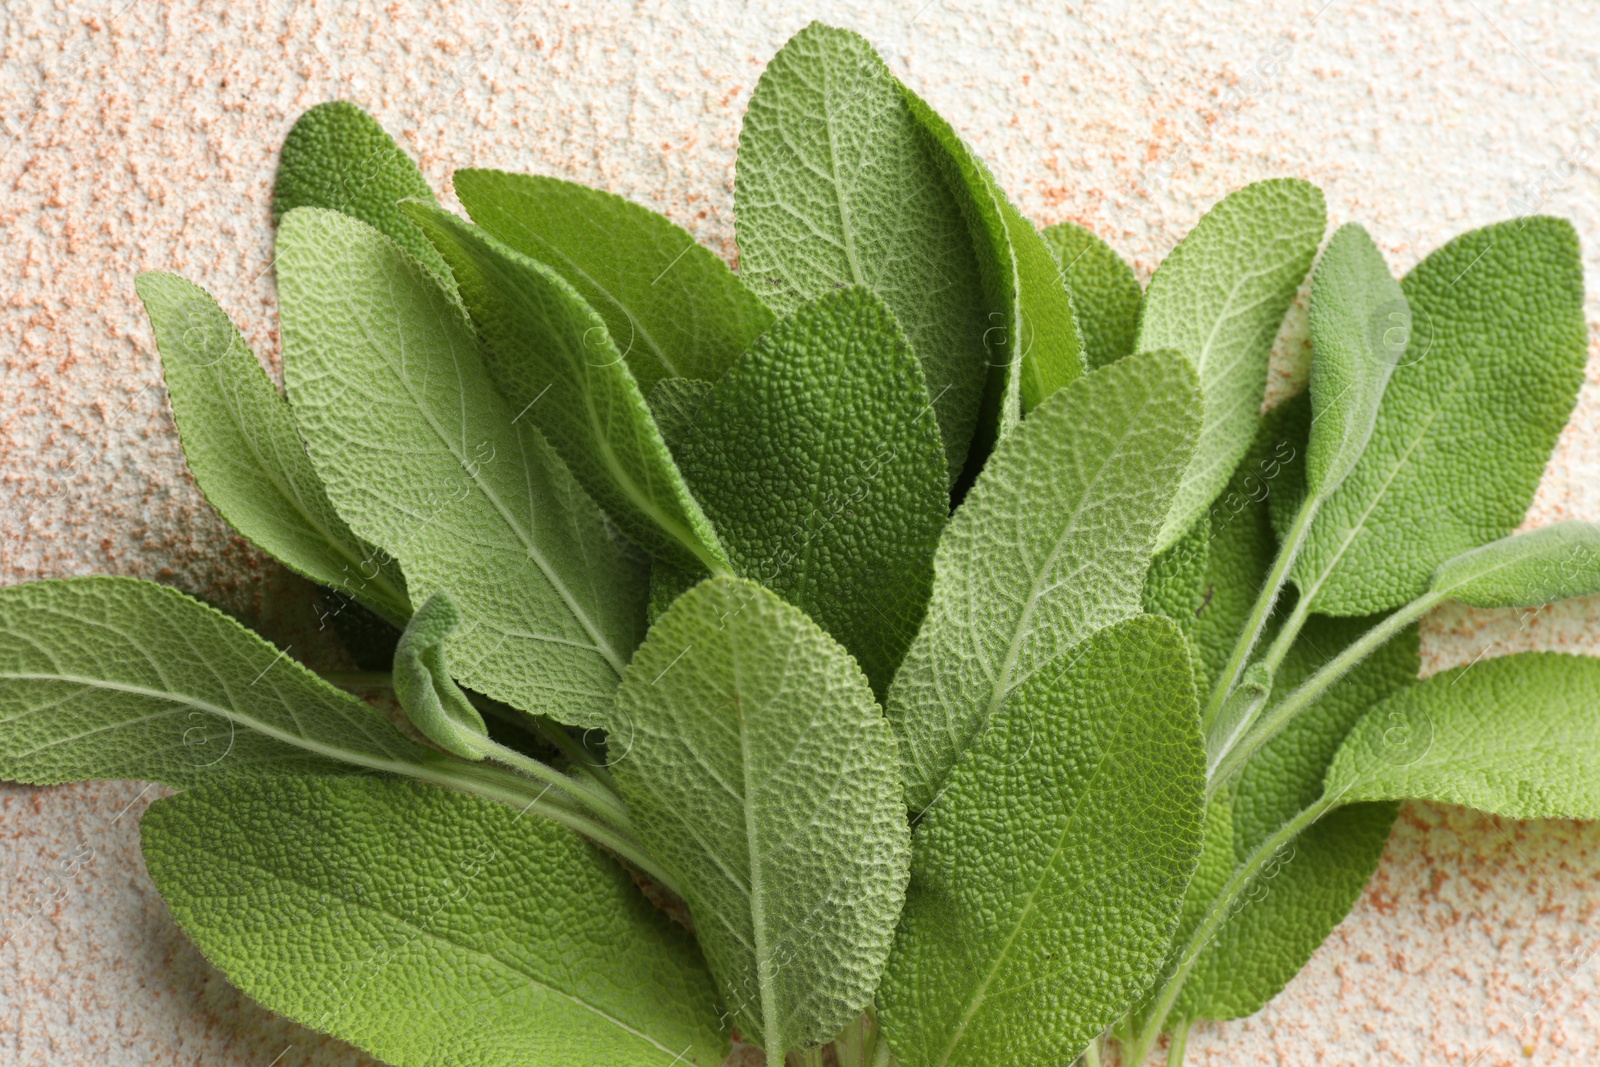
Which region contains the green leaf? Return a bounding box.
[1042,221,1142,370]
[453,168,774,392]
[877,616,1205,1067]
[676,287,948,696]
[136,271,410,625]
[276,207,647,727]
[142,776,728,1067]
[1143,520,1210,636]
[1292,217,1588,615]
[272,101,452,286]
[902,86,1084,435]
[393,591,488,760]
[735,21,989,480]
[406,202,729,573]
[607,577,910,1058]
[0,576,432,786]
[886,349,1201,810]
[1303,223,1405,499]
[1134,179,1326,551]
[647,378,714,457]
[1327,651,1600,818]
[1428,521,1600,608]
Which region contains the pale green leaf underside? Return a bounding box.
[735,21,989,480]
[1292,217,1587,615]
[137,270,410,625]
[1135,178,1326,551]
[878,616,1205,1067]
[677,286,948,697]
[1304,222,1405,499]
[1328,651,1600,819]
[454,168,773,391]
[276,207,647,727]
[407,202,728,573]
[1041,221,1142,370]
[609,578,910,1055]
[886,349,1201,810]
[1430,521,1600,608]
[142,776,728,1067]
[0,576,430,786]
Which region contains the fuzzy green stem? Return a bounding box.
[531,716,620,794]
[477,736,634,833]
[1082,1033,1104,1066]
[1166,1020,1191,1066]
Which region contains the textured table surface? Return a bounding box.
[3,1,1600,1063]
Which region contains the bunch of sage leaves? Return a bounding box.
[2,21,1597,1067]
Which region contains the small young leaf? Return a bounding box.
[1292,218,1587,615]
[272,101,452,285]
[886,349,1201,810]
[1428,521,1600,608]
[1041,221,1142,369]
[392,590,488,761]
[903,86,1084,435]
[877,616,1205,1067]
[736,21,989,480]
[276,207,647,727]
[1303,223,1405,499]
[1327,651,1600,818]
[1135,179,1326,551]
[0,577,432,786]
[136,270,410,625]
[677,287,948,696]
[142,776,729,1067]
[607,577,910,1059]
[406,202,729,573]
[647,378,714,457]
[453,169,774,391]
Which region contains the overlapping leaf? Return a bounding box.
[1428,521,1600,608]
[1042,221,1142,369]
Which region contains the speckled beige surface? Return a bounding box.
[3,1,1600,1063]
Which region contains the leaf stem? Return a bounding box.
[1166,1020,1190,1067]
[1200,494,1321,737]
[530,715,620,794]
[1081,1032,1103,1066]
[477,735,635,833]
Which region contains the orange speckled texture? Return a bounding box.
[3,1,1600,1063]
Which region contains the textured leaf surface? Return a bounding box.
[677,287,948,696]
[0,577,430,786]
[277,207,647,727]
[608,578,909,1056]
[1303,223,1405,498]
[904,87,1083,430]
[142,776,728,1067]
[137,270,410,625]
[1143,520,1210,637]
[647,378,714,456]
[735,21,989,479]
[1328,651,1600,818]
[886,350,1200,810]
[1135,179,1325,550]
[392,591,488,760]
[878,617,1205,1067]
[454,168,773,391]
[1042,221,1142,370]
[1429,521,1600,608]
[272,101,451,284]
[1292,218,1587,615]
[408,203,728,572]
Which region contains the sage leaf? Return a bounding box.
[136,271,410,625]
[646,377,713,457]
[1428,521,1600,608]
[1042,221,1142,370]
[886,349,1201,810]
[272,100,452,287]
[0,576,432,785]
[677,287,948,696]
[407,202,729,573]
[1303,223,1405,499]
[1327,651,1600,818]
[608,577,910,1060]
[735,21,989,480]
[1292,218,1587,615]
[1142,520,1210,638]
[877,616,1205,1067]
[142,776,728,1067]
[393,590,488,761]
[453,168,773,391]
[1135,179,1326,551]
[903,86,1084,435]
[276,207,647,727]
